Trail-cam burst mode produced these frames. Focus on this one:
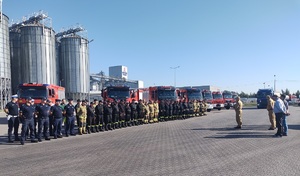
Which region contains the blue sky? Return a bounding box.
[4,0,300,93]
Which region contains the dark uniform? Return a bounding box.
[87,103,96,133]
[36,101,51,141]
[5,100,20,142]
[75,100,81,127]
[159,100,166,121]
[20,100,37,145]
[137,101,145,125]
[130,102,138,125]
[119,101,126,128]
[50,101,64,139]
[125,102,132,127]
[112,102,120,129]
[95,101,104,132]
[104,102,113,130]
[64,103,76,136]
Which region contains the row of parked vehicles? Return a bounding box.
[16,83,238,111]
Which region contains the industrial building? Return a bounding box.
[0,8,11,108]
[109,65,128,80]
[8,11,90,102]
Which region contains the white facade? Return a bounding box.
[109,65,128,80]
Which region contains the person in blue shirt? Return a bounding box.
[50,99,64,139]
[64,98,76,137]
[273,93,287,137]
[36,97,51,142]
[280,94,289,136]
[19,97,38,145]
[5,94,20,143]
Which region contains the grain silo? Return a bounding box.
[0,11,11,108]
[9,12,57,93]
[59,32,90,100]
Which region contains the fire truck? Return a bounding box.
[177,87,203,102]
[101,86,138,102]
[18,83,65,105]
[222,90,234,109]
[212,91,225,110]
[201,90,214,112]
[141,86,177,102]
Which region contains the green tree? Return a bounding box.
[239,91,248,98]
[295,90,300,98]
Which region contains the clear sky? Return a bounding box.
[3,0,300,94]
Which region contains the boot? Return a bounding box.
[78,128,83,135]
[105,125,109,131]
[95,126,99,132]
[91,126,95,133]
[108,124,113,130]
[87,127,91,134]
[99,125,104,132]
[83,127,87,134]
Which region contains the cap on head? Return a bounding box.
[46,99,51,103]
[31,99,35,102]
[42,97,47,101]
[77,99,81,102]
[11,94,18,99]
[55,99,61,102]
[68,98,73,101]
[94,99,98,101]
[273,93,280,97]
[26,97,32,101]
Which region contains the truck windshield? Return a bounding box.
[107,87,130,99]
[257,90,272,98]
[213,94,223,99]
[157,90,176,100]
[223,94,232,99]
[18,86,47,99]
[187,90,203,100]
[203,92,213,100]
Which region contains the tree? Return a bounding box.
[296,90,300,98]
[281,88,290,95]
[239,91,248,98]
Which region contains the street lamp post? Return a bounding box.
[170,66,180,87]
[274,75,276,92]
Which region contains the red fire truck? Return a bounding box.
[212,91,225,110]
[18,83,65,105]
[177,87,203,102]
[141,86,177,102]
[201,90,214,112]
[101,86,138,102]
[222,90,234,109]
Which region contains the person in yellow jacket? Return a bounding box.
[144,101,150,124]
[233,96,243,129]
[77,100,87,135]
[266,95,276,130]
[153,100,159,122]
[148,100,155,123]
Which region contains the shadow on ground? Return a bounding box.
[288,125,300,130]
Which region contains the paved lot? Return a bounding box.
[0,107,300,176]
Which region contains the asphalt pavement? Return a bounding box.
[0,107,300,176]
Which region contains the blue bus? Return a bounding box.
[257,89,273,109]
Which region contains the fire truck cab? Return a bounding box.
[212,91,225,110]
[177,88,203,102]
[222,90,234,109]
[201,90,214,112]
[101,86,138,103]
[142,86,177,102]
[18,83,65,105]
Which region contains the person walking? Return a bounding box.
[280,94,289,136]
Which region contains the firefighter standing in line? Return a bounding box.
[104,101,113,130]
[144,101,150,124]
[202,99,208,116]
[75,99,81,127]
[119,100,126,128]
[50,99,64,139]
[137,99,145,125]
[19,97,38,145]
[159,100,165,121]
[153,100,159,122]
[233,96,243,129]
[266,95,276,130]
[148,100,154,123]
[125,101,132,127]
[87,102,95,133]
[5,94,20,143]
[48,100,54,136]
[112,100,120,129]
[169,100,173,120]
[64,98,76,136]
[130,100,138,126]
[165,100,170,121]
[35,97,51,142]
[95,100,104,132]
[77,100,87,134]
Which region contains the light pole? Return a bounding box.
[170,66,180,87]
[274,75,276,92]
[263,82,265,89]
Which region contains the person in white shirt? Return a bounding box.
[273,93,287,137]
